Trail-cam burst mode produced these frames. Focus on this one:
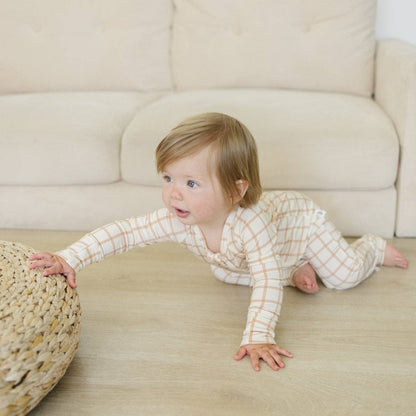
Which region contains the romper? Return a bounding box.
[57,191,386,346]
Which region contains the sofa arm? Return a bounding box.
[375,39,416,237]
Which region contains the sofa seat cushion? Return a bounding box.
[121,89,398,190]
[0,92,159,185]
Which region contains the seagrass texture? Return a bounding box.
[0,241,81,416]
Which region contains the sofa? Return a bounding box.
[0,0,415,238]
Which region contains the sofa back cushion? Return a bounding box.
[0,0,172,94]
[172,0,376,96]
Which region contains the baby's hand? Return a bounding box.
[234,343,293,372]
[29,252,77,289]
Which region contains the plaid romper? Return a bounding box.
[58,191,386,346]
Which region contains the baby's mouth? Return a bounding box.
[174,207,190,218]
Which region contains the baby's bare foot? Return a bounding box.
[383,244,408,269]
[292,263,319,294]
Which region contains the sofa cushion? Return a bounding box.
[121,89,398,190]
[172,0,376,97]
[0,0,172,94]
[0,92,159,185]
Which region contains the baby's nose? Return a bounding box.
[171,185,183,200]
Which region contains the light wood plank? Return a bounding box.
[1,230,415,416]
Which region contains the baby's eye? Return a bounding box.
[187,180,198,188]
[163,175,173,183]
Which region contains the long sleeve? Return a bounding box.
[57,209,184,272]
[238,210,283,346]
[210,265,251,286]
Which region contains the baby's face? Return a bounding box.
[161,146,233,231]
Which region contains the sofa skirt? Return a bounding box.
[0,182,396,238]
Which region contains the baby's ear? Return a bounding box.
[233,180,249,204]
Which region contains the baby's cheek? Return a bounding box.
[161,192,170,208]
[197,202,217,217]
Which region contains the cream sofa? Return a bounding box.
[0,0,415,237]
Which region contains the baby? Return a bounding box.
[30,112,408,372]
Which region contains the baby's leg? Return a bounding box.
[305,220,390,290]
[292,263,320,294]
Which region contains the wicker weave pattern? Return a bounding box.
[0,241,81,416]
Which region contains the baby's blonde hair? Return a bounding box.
[155,112,262,207]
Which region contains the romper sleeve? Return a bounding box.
[210,264,251,286]
[56,209,182,272]
[239,211,283,346]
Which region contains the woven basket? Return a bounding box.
[0,241,81,416]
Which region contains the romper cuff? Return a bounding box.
[240,307,278,346]
[375,236,387,266]
[240,332,276,346]
[56,249,83,273]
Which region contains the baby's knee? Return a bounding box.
[320,273,362,290]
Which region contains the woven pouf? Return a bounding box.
[0,241,81,416]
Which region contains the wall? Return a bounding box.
[376,0,416,45]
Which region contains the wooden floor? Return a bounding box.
[1,229,415,416]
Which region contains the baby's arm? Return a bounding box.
[210,265,251,286]
[211,264,293,369]
[55,209,176,272]
[236,210,293,371]
[29,252,77,289]
[29,209,178,287]
[237,263,292,371]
